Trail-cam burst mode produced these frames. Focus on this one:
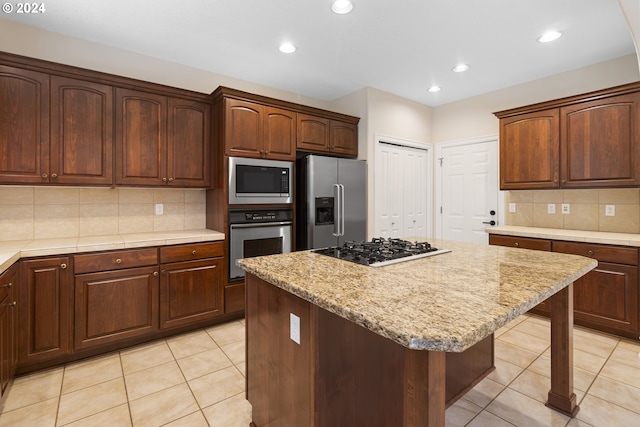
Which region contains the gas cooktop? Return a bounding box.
[313,238,451,267]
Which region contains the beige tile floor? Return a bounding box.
[1,314,639,426]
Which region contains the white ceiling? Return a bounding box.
[3,0,637,106]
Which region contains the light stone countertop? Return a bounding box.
[0,229,225,275]
[487,226,640,246]
[237,239,596,353]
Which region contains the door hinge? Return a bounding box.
[440,206,443,214]
[437,157,444,166]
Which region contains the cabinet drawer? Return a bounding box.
[159,242,224,264]
[74,248,158,274]
[552,241,638,266]
[488,235,551,251]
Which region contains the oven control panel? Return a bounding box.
[229,209,294,224]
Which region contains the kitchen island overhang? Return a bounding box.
[238,239,597,426]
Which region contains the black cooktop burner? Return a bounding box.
[313,238,450,267]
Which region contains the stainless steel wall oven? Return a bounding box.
[228,208,293,280]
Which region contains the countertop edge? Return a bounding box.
[0,229,225,275]
[487,226,640,247]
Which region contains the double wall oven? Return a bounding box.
[228,157,294,281]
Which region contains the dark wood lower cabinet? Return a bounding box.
[18,257,73,365]
[489,234,640,340]
[74,266,159,350]
[160,258,223,329]
[0,264,17,400]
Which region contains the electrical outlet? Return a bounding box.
[561,204,570,214]
[605,205,616,216]
[547,204,555,214]
[155,203,164,215]
[509,203,516,213]
[290,313,301,345]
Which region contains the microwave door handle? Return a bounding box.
[332,184,340,237]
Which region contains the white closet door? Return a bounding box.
[375,141,429,239]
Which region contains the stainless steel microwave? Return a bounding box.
[228,157,293,205]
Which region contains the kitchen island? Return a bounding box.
[237,239,597,427]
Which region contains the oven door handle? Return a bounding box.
[230,221,293,229]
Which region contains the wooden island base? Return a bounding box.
[246,274,495,427]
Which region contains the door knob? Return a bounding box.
[489,210,496,216]
[482,220,496,226]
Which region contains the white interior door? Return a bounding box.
[438,137,499,244]
[375,137,431,239]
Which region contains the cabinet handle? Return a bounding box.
[7,301,16,307]
[115,258,122,264]
[154,271,159,276]
[161,270,166,274]
[192,250,197,255]
[51,173,58,179]
[41,173,48,179]
[162,177,168,182]
[60,263,67,269]
[514,242,519,247]
[168,177,174,182]
[587,250,594,256]
[1,282,11,288]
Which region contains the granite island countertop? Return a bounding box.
[237,239,597,353]
[0,229,225,275]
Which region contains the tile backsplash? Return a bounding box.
[505,188,640,233]
[0,186,207,241]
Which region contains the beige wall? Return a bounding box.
[0,187,206,241]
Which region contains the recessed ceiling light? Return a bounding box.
[332,0,354,14]
[537,30,562,43]
[279,42,296,53]
[452,64,469,73]
[427,86,442,93]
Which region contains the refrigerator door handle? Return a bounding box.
[339,184,345,236]
[333,183,341,237]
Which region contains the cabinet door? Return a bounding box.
[561,92,640,187]
[499,109,560,189]
[0,265,17,398]
[167,97,210,187]
[18,257,72,365]
[159,258,223,329]
[263,106,296,160]
[74,266,159,350]
[573,262,639,334]
[50,76,113,185]
[0,65,50,184]
[329,120,358,157]
[115,88,167,185]
[297,114,330,152]
[224,99,263,158]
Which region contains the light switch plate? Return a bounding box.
[562,204,570,214]
[547,204,555,214]
[290,313,301,345]
[509,203,516,213]
[155,203,163,215]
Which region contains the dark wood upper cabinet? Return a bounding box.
[561,92,640,188]
[167,97,210,187]
[495,82,640,190]
[0,65,50,184]
[297,114,358,157]
[263,106,296,160]
[115,88,167,186]
[224,99,296,160]
[50,76,114,185]
[499,109,560,190]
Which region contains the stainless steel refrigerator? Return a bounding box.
[296,155,367,250]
